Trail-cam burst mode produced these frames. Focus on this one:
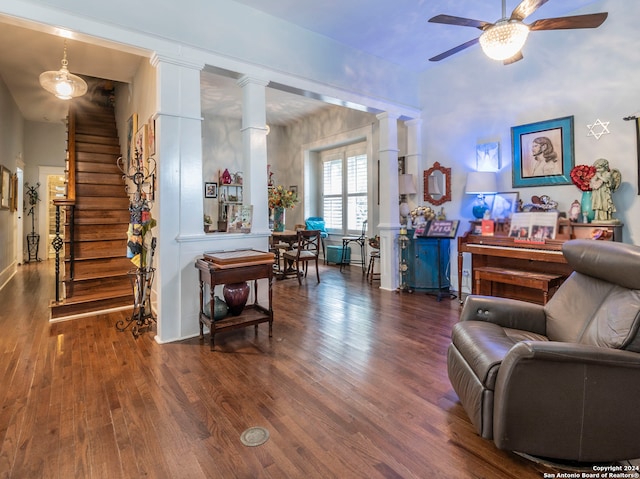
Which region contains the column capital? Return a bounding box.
[150,52,204,71]
[405,118,423,128]
[237,75,270,88]
[376,111,400,122]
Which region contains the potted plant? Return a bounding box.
[204,214,213,233]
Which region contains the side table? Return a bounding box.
[195,250,274,350]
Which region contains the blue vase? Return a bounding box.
[273,206,285,232]
[580,190,595,223]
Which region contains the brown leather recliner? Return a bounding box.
[448,239,640,463]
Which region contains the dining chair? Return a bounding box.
[340,220,367,273]
[283,229,321,285]
[305,217,328,260]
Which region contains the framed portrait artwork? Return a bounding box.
[204,182,217,198]
[511,116,574,188]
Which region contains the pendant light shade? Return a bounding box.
[39,40,87,100]
[479,19,530,61]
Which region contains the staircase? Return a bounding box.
[50,97,133,319]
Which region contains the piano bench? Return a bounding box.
[473,267,565,305]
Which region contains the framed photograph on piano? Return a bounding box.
[511,116,574,188]
[489,192,519,220]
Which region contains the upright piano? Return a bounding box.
[457,220,623,304]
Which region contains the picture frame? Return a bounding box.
[10,172,17,212]
[425,219,460,238]
[147,116,156,156]
[205,182,217,199]
[508,212,559,242]
[134,123,148,169]
[0,166,10,210]
[489,192,519,220]
[511,116,574,188]
[226,204,253,233]
[127,113,138,171]
[476,142,500,171]
[289,185,298,195]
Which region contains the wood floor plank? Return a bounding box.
[0,260,586,478]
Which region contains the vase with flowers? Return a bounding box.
[268,185,299,232]
[570,164,596,223]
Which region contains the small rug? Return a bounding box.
[240,427,270,447]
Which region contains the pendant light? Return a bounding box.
[479,0,529,61]
[39,40,88,100]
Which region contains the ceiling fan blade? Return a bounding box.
[511,0,550,21]
[428,14,491,30]
[503,51,524,65]
[529,12,608,31]
[429,37,480,62]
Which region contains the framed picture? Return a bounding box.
[425,219,459,238]
[10,173,17,212]
[205,182,217,198]
[489,192,519,220]
[476,142,500,171]
[0,166,10,210]
[135,123,148,169]
[289,185,298,195]
[511,116,574,188]
[127,113,138,171]
[508,212,559,242]
[147,116,156,156]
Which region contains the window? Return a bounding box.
[321,144,367,234]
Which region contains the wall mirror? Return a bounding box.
[423,161,451,206]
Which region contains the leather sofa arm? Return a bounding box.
[493,341,640,462]
[460,295,547,335]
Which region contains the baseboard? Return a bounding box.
[0,261,17,292]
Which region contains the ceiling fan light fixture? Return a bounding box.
[479,20,530,61]
[39,40,87,100]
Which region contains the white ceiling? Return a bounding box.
[0,0,603,125]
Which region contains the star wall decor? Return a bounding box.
[587,118,610,140]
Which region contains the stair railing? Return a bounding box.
[52,105,78,303]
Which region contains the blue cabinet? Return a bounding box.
[405,233,451,293]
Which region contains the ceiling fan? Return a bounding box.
[428,0,608,64]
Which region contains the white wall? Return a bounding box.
[420,0,640,292]
[23,121,66,260]
[0,76,23,288]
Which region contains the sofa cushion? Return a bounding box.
[451,321,547,390]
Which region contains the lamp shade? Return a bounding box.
[479,20,530,61]
[39,40,87,100]
[465,172,498,195]
[399,174,417,195]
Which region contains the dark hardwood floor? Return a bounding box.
[0,259,561,478]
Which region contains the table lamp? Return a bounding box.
[465,172,497,219]
[399,174,417,221]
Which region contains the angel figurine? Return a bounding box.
[589,158,621,222]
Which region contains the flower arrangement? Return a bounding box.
[570,164,596,191]
[268,185,299,209]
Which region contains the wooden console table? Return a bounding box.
[195,249,274,350]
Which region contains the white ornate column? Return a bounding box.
[237,75,270,234]
[405,118,422,212]
[377,112,400,291]
[151,53,204,343]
